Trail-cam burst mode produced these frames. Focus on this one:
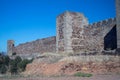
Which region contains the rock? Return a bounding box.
[23,58,120,76]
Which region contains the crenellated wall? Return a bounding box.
[7,11,117,57]
[84,18,116,52]
[56,11,116,53]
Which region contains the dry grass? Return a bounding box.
[59,55,120,63]
[33,52,120,64]
[33,52,63,63]
[40,52,62,57]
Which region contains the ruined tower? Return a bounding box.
[116,0,120,48]
[7,40,15,56]
[56,11,88,53]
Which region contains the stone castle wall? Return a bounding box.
[116,0,120,48]
[56,11,116,53]
[8,36,56,57]
[7,0,120,57]
[7,12,117,57]
[8,12,116,57]
[7,40,15,56]
[56,11,88,53]
[84,18,116,52]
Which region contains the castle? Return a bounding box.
[7,0,120,58]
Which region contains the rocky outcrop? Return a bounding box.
[24,56,120,76]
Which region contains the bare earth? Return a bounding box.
[1,74,120,80]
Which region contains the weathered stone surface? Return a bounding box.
[7,10,117,57]
[56,11,116,53]
[56,11,88,53]
[9,36,56,58]
[7,40,15,56]
[84,18,116,52]
[116,0,120,48]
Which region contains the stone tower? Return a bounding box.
[56,11,88,53]
[7,40,15,56]
[116,0,120,48]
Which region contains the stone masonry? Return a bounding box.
[7,13,117,57]
[116,0,120,48]
[7,40,15,56]
[84,18,116,52]
[56,11,88,53]
[56,11,116,53]
[7,0,119,57]
[7,36,56,57]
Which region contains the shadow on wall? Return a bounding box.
[104,25,117,50]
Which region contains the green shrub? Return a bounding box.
[17,59,33,72]
[4,55,10,66]
[9,59,18,74]
[0,54,10,74]
[15,56,22,63]
[10,65,18,74]
[0,64,7,74]
[0,54,33,74]
[74,72,92,77]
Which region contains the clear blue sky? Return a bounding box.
[0,0,116,52]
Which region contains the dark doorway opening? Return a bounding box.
[104,25,117,50]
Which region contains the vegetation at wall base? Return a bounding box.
[0,52,33,75]
[0,64,7,74]
[74,72,92,77]
[17,59,33,72]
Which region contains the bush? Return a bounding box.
[74,72,92,77]
[0,56,4,64]
[10,65,18,75]
[17,59,33,72]
[0,54,10,74]
[9,59,18,74]
[0,54,33,75]
[0,64,7,74]
[15,56,22,63]
[4,55,10,66]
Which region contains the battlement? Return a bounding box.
[17,36,56,46]
[86,18,116,28]
[7,0,120,57]
[7,11,118,57]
